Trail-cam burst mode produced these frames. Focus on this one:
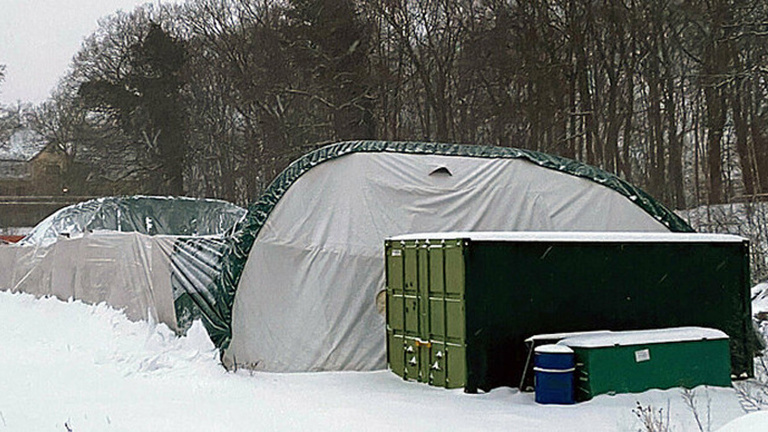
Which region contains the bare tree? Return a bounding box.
[32,0,768,210]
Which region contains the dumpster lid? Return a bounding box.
[525,330,612,343]
[557,327,729,348]
[387,231,746,243]
[535,344,574,354]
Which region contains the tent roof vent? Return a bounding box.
[429,166,452,177]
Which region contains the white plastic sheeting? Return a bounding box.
[0,232,178,330]
[225,152,672,372]
[21,196,245,248]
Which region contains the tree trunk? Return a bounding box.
[666,76,684,208]
[704,85,725,204]
[732,83,755,196]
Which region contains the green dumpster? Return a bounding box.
[559,327,732,401]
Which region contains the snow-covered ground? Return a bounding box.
[719,410,768,431]
[0,291,749,431]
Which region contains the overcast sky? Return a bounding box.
[0,0,175,105]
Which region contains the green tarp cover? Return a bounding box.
[171,237,233,333]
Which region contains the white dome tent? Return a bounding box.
[212,141,692,372]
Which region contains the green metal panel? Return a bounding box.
[429,246,446,340]
[386,242,404,334]
[386,239,466,389]
[445,241,466,342]
[571,339,732,400]
[404,243,418,295]
[430,341,447,386]
[418,246,430,340]
[388,333,405,377]
[404,337,419,379]
[446,343,467,388]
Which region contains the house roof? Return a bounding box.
[0,129,48,162]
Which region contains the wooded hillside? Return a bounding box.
[4,0,768,210]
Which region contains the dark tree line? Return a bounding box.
[23,0,768,209]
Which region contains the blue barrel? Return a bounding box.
[534,344,575,404]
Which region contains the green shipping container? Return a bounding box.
[384,232,752,393]
[558,327,732,400]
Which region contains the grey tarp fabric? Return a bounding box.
[1,196,245,333]
[218,141,693,372]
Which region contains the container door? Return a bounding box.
[386,240,421,382]
[403,241,420,336]
[386,241,404,378]
[442,240,466,388]
[421,240,466,389]
[428,245,447,387]
[387,239,466,388]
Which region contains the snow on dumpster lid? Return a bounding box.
[387,231,746,243]
[556,327,729,349]
[534,344,574,354]
[525,330,613,343]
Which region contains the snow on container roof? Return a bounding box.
[556,327,728,348]
[388,231,747,243]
